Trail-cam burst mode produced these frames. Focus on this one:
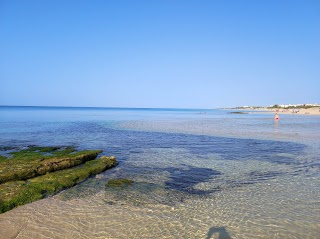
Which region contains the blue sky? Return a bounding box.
[0,0,319,108]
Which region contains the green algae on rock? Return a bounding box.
[106,178,134,187]
[0,155,118,214]
[0,146,103,184]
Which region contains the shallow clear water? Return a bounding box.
[0,106,319,239]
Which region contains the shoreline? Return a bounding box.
[228,107,320,116]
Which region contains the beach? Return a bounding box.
[0,107,319,239]
[268,107,320,116]
[234,107,320,116]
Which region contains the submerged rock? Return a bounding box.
[0,154,118,214]
[106,178,134,187]
[0,146,102,184]
[228,111,248,114]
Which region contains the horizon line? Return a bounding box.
[0,105,218,111]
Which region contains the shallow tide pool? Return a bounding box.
[0,107,319,238]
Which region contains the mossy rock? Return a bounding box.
[106,178,134,187]
[0,155,118,214]
[0,156,7,161]
[0,146,103,184]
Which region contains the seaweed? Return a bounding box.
[0,156,6,162]
[0,146,103,184]
[0,156,118,214]
[106,178,134,187]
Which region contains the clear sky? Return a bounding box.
[0,0,319,108]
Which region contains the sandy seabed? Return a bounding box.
[0,151,319,239]
[1,108,319,239]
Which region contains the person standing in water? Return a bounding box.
[274,113,279,121]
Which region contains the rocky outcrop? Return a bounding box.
[0,153,118,214]
[0,147,102,184]
[0,146,118,214]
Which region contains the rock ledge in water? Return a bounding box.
[0,146,118,214]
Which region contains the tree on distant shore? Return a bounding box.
[270,104,279,108]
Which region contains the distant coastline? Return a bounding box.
[226,104,320,116]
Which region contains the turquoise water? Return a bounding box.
[0,106,319,239]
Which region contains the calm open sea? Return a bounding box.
[0,106,319,239]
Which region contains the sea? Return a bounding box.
[0,106,319,239]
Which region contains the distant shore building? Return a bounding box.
[234,103,319,110]
[270,103,319,108]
